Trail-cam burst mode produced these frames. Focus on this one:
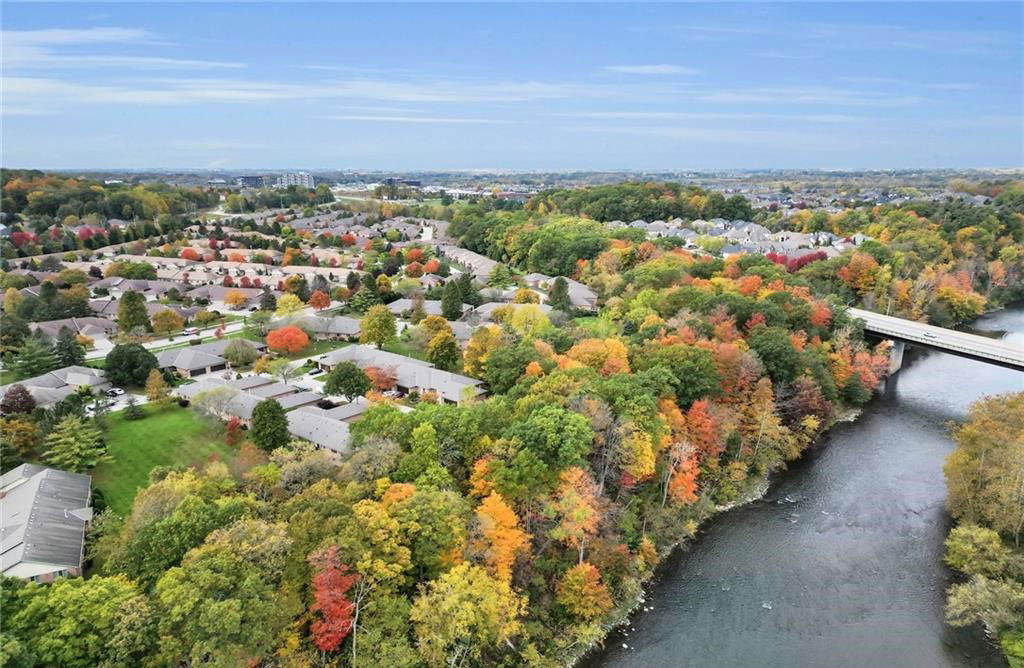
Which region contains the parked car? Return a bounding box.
[308,368,324,376]
[183,327,200,336]
[106,388,126,397]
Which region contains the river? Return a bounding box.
[584,306,1024,668]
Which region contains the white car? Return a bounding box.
[183,327,201,336]
[106,387,126,397]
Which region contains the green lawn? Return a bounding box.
[92,404,235,515]
[383,339,425,360]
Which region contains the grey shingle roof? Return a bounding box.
[1,465,91,577]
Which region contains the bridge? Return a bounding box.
[848,307,1024,372]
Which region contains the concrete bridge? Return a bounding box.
[848,307,1024,372]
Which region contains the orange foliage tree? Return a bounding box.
[472,493,530,582]
[308,290,331,310]
[266,325,310,353]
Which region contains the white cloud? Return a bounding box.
[319,115,511,124]
[604,64,700,75]
[697,86,924,107]
[554,111,862,123]
[2,26,243,70]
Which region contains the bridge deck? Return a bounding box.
[848,307,1024,370]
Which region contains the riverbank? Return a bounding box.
[566,404,865,666]
[581,307,1022,668]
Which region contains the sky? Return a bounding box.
[2,2,1022,170]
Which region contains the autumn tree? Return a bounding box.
[1,384,36,414]
[544,467,602,563]
[360,304,396,349]
[117,290,150,332]
[275,293,304,318]
[463,324,502,378]
[223,290,248,310]
[470,493,530,582]
[308,545,359,654]
[308,289,331,311]
[556,562,614,620]
[151,309,185,337]
[409,563,525,668]
[426,331,461,371]
[267,325,309,353]
[144,368,170,405]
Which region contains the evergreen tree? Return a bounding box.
[409,293,428,325]
[117,290,151,333]
[123,395,145,420]
[43,415,110,473]
[54,326,85,366]
[259,288,277,312]
[441,280,463,321]
[548,277,573,313]
[457,273,482,307]
[251,398,289,451]
[11,338,59,377]
[349,285,382,313]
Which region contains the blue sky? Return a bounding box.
[2,2,1021,170]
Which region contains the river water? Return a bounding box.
[585,307,1024,668]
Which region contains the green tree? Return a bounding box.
[123,395,145,420]
[409,293,428,324]
[748,326,801,386]
[426,331,461,371]
[4,575,154,668]
[483,343,539,395]
[117,290,151,333]
[441,280,463,320]
[945,524,1018,579]
[350,284,382,312]
[633,342,721,408]
[247,309,273,336]
[324,361,371,400]
[394,423,453,488]
[504,405,594,471]
[259,288,277,312]
[456,273,482,307]
[548,276,573,313]
[223,339,259,367]
[105,343,159,387]
[10,338,59,378]
[251,398,289,451]
[42,415,110,472]
[360,304,396,349]
[53,326,85,366]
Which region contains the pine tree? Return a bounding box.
[123,395,145,420]
[548,277,573,313]
[43,415,110,473]
[441,280,463,321]
[457,273,482,307]
[259,288,277,311]
[11,338,59,378]
[54,327,85,367]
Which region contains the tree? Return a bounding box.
[275,293,304,318]
[545,467,601,563]
[105,343,159,387]
[512,287,539,304]
[308,289,331,311]
[117,290,151,332]
[144,368,170,405]
[251,398,289,451]
[308,545,359,653]
[324,361,371,400]
[944,524,1016,579]
[633,342,720,408]
[4,575,154,668]
[504,405,593,471]
[548,276,572,312]
[508,304,550,339]
[223,290,248,310]
[409,563,525,668]
[426,331,461,371]
[0,416,41,458]
[471,493,530,582]
[223,339,260,366]
[463,325,502,378]
[11,338,59,379]
[441,280,463,320]
[247,309,273,336]
[556,562,613,620]
[360,304,396,348]
[457,272,482,307]
[123,394,145,420]
[151,309,185,337]
[266,325,309,354]
[259,288,277,311]
[748,326,802,386]
[43,415,110,472]
[267,357,299,383]
[409,293,428,324]
[1,384,36,414]
[4,286,24,314]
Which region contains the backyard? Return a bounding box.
[92,404,236,515]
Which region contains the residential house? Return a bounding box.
[286,315,361,341]
[0,464,92,581]
[0,366,110,407]
[386,299,471,319]
[156,339,265,378]
[31,317,117,339]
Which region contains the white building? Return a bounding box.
[275,172,315,188]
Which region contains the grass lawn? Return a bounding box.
[92,404,235,515]
[383,339,425,360]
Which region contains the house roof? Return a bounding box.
[156,348,226,372]
[0,366,109,407]
[287,408,350,453]
[1,464,92,577]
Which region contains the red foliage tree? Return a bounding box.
[239,276,252,288]
[180,247,200,261]
[222,275,234,287]
[308,546,358,653]
[340,233,356,247]
[308,290,331,311]
[405,261,424,278]
[423,258,441,274]
[225,417,243,445]
[252,277,262,288]
[406,248,424,263]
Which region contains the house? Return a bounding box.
[0,366,110,407]
[156,339,265,378]
[31,317,117,339]
[286,407,351,453]
[317,344,484,404]
[437,245,497,282]
[562,278,599,311]
[419,273,446,289]
[386,299,471,319]
[91,278,181,300]
[0,464,92,581]
[184,285,265,309]
[287,315,361,341]
[522,273,553,289]
[175,375,324,425]
[90,299,199,323]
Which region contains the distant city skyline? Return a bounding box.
[2,2,1022,170]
